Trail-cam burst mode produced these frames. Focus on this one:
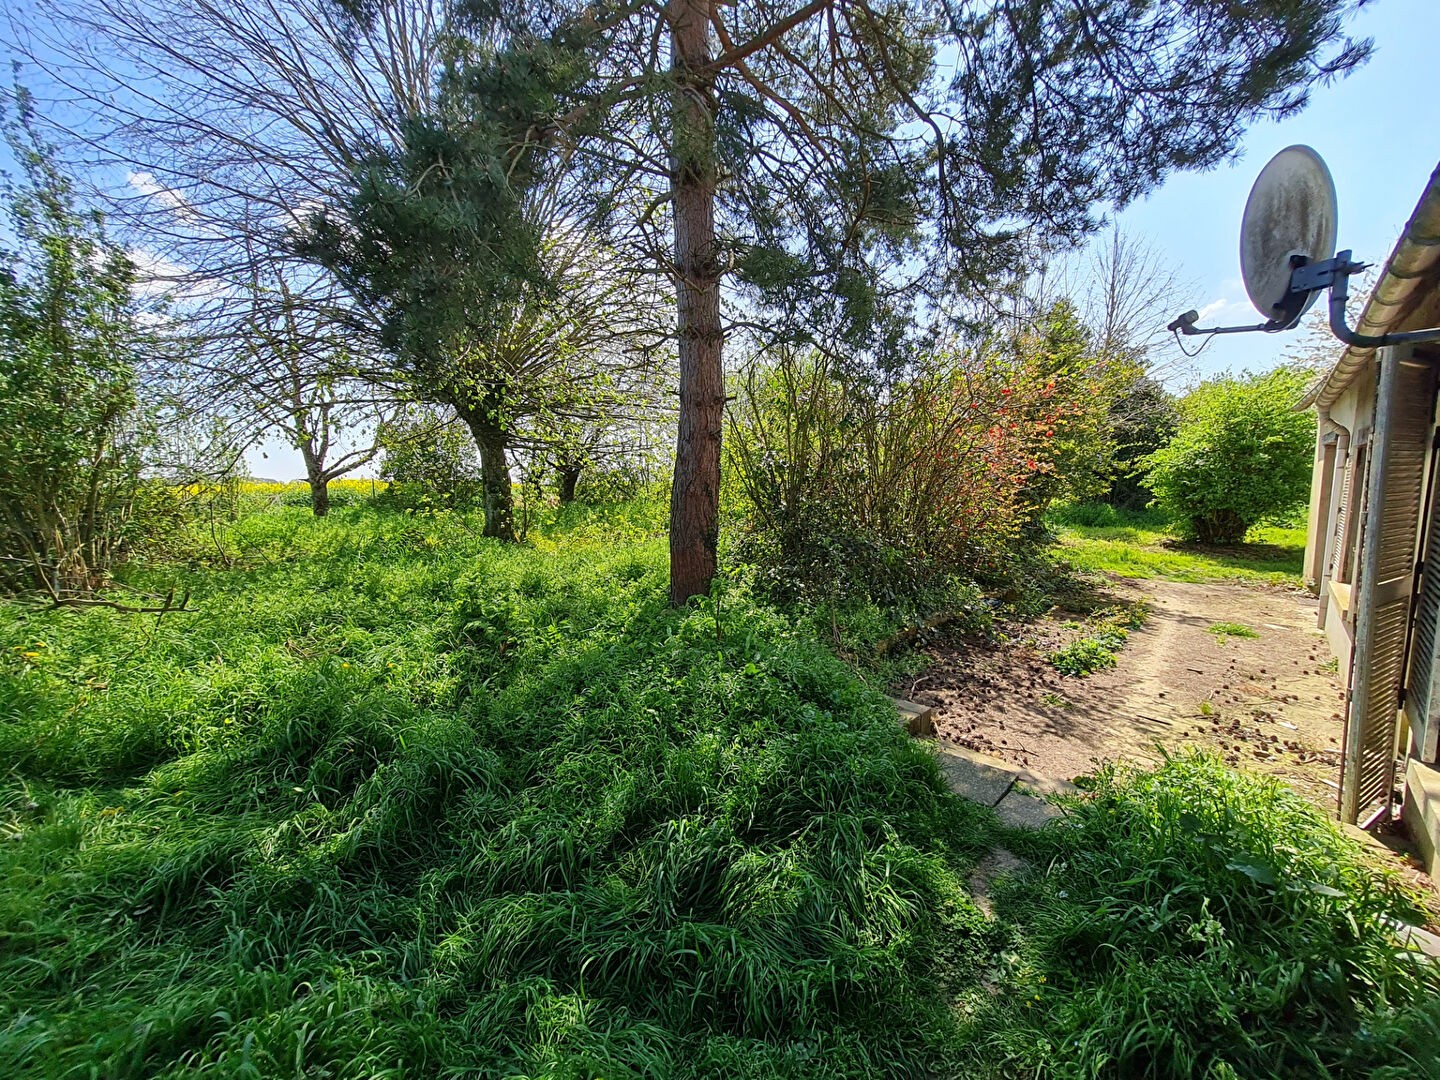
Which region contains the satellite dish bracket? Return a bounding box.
[1169,249,1440,349]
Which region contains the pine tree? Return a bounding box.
[323,0,1370,599]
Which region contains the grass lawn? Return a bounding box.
[1048,502,1307,587]
[0,500,1434,1077]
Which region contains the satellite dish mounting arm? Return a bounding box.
[1167,310,1290,336]
[1170,251,1440,348]
[1322,252,1440,349]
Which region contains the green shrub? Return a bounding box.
[725,335,1117,611]
[376,407,485,511]
[1142,368,1315,544]
[570,456,668,506]
[0,98,152,595]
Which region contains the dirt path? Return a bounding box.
[903,578,1346,805]
[901,574,1440,911]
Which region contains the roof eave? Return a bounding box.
[1298,162,1440,412]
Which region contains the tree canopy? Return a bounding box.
[321,0,1369,598]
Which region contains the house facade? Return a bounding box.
[1300,164,1440,871]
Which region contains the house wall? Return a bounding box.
[1303,428,1333,590]
[1305,361,1377,691]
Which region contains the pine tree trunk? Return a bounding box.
[668,0,723,605]
[465,420,516,541]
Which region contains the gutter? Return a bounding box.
[1297,161,1440,411]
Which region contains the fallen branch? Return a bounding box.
[44,587,192,615]
[49,589,192,614]
[876,610,966,656]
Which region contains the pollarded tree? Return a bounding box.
[306,182,673,537]
[1143,367,1316,544]
[324,0,1370,601]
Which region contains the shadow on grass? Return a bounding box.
[1159,537,1304,575]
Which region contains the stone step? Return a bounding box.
[890,697,1077,829]
[888,696,936,737]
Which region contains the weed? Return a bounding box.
[960,753,1440,1078]
[1048,608,1138,678]
[1207,621,1260,645]
[1050,634,1122,677]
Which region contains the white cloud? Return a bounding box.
[126,171,196,221]
[127,246,188,299]
[1194,295,1260,325]
[276,197,325,226]
[1196,298,1230,322]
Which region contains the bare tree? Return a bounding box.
[15,0,456,506]
[19,0,674,534]
[193,260,412,515]
[19,0,448,284]
[1020,229,1192,386]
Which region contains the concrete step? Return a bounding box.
[888,696,936,737]
[889,695,1078,829]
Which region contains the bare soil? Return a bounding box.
[899,576,1440,902]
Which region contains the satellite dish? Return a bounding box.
[1239,145,1337,321]
[1168,146,1438,350]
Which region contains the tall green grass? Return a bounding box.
[965,754,1440,1078]
[0,504,994,1077]
[1,503,1432,1076]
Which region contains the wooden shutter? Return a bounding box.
[1329,453,1351,581]
[1331,438,1371,588]
[1406,492,1440,762]
[1342,348,1437,823]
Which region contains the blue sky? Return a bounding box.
[4,0,1435,479]
[1110,0,1437,383]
